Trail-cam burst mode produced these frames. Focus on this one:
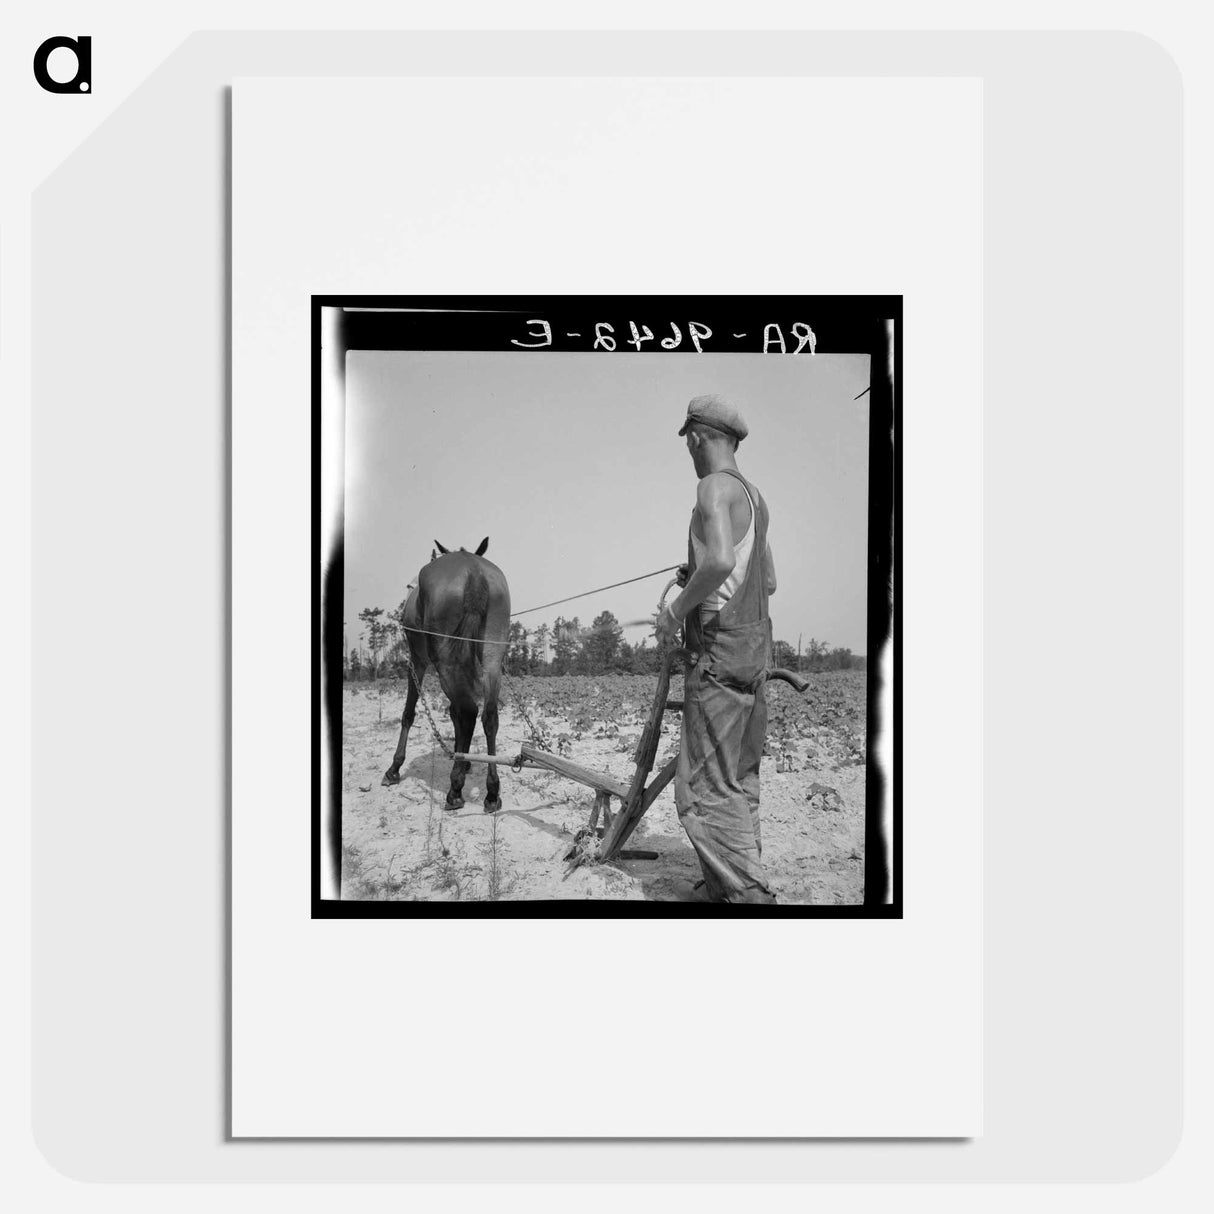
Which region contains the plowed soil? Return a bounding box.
[339,672,867,905]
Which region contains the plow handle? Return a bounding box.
[768,667,811,694]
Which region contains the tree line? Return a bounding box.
[345,603,862,680]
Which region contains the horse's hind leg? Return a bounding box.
[445,700,478,810]
[482,694,502,813]
[382,669,423,786]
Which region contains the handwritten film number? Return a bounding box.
[511,320,816,354]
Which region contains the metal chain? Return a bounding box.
[400,647,454,759]
[503,672,544,747]
[398,647,537,762]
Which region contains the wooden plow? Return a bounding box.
[453,643,811,871]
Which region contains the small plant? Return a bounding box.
[342,844,404,900]
[433,857,463,898]
[341,843,365,896]
[382,852,402,899]
[531,717,556,750]
[487,813,502,901]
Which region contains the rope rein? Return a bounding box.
[391,564,681,647]
[401,624,509,646]
[388,565,680,762]
[509,564,681,619]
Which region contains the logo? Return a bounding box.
[33,36,91,93]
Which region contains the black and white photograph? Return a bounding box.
[27,15,1200,1176]
[315,297,899,913]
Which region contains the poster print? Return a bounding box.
[315,296,899,915]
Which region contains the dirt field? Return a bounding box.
[339,672,867,904]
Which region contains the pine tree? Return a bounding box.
[358,607,387,676]
[580,610,623,673]
[507,621,529,673]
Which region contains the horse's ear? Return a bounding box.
[434,540,449,554]
[475,537,489,556]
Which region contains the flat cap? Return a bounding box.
[678,394,749,442]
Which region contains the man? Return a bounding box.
[655,394,779,904]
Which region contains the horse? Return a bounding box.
[381,537,511,812]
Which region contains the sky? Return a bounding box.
[342,349,871,656]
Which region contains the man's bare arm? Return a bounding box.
[658,476,735,642]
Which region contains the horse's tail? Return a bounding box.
[453,567,491,672]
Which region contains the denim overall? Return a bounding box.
[676,469,777,904]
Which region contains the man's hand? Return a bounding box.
[655,603,682,647]
[675,563,689,588]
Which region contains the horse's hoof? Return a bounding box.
[445,795,464,811]
[381,770,400,787]
[483,798,501,814]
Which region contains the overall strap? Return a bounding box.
[713,468,768,628]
